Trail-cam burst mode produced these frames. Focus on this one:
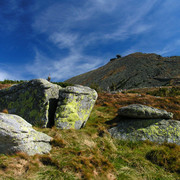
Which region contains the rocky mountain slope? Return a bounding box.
[65,52,180,90]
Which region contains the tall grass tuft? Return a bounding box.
[146,143,180,173]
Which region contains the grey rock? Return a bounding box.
[0,79,61,127]
[0,79,97,129]
[55,85,98,129]
[0,113,52,155]
[118,104,173,119]
[109,119,180,145]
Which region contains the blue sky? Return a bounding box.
[0,0,180,81]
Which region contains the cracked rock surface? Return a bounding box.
[56,85,98,129]
[0,113,52,155]
[0,79,98,129]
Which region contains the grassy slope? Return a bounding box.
[0,85,180,179]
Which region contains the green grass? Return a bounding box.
[0,93,179,179]
[0,79,26,84]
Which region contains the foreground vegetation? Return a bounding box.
[0,85,180,179]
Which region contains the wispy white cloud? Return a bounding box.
[28,0,160,80]
[26,0,180,81]
[155,39,180,56]
[26,49,103,81]
[49,32,79,50]
[122,38,180,57]
[0,69,15,81]
[121,0,180,57]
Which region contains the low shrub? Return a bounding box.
[90,82,102,92]
[0,80,26,84]
[147,86,180,97]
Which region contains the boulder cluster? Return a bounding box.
[0,79,98,155]
[109,104,180,145]
[0,80,179,156]
[0,79,98,129]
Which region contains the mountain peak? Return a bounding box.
[65,52,180,90]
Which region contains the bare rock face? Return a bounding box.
[0,113,52,155]
[118,104,173,119]
[0,79,98,129]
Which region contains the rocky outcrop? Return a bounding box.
[55,85,98,129]
[118,104,173,119]
[0,79,97,129]
[0,113,52,155]
[109,104,180,145]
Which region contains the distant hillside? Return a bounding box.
[65,52,180,90]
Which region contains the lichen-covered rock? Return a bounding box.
[55,85,98,129]
[118,104,173,119]
[0,79,61,127]
[0,79,98,129]
[0,113,52,155]
[109,119,180,145]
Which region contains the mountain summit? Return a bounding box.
[65,52,180,90]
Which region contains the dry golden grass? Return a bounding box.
[97,91,180,120]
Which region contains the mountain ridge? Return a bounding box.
[65,52,180,90]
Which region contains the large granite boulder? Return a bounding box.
[55,85,98,129]
[0,79,61,127]
[109,119,180,145]
[0,113,52,155]
[0,79,98,129]
[118,104,173,119]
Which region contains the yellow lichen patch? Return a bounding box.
[55,91,96,129]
